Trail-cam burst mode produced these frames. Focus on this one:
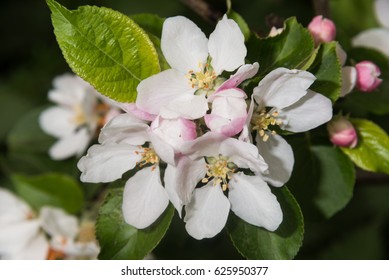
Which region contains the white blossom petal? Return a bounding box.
[341,66,357,97]
[136,69,195,115]
[352,28,389,58]
[122,166,169,229]
[184,182,230,239]
[280,90,332,133]
[255,134,294,187]
[0,189,32,225]
[49,127,91,160]
[228,173,283,231]
[208,15,246,75]
[164,157,207,217]
[39,107,76,138]
[160,94,209,120]
[162,16,208,73]
[375,0,389,29]
[77,143,141,183]
[148,129,176,166]
[40,207,79,239]
[98,113,149,145]
[253,68,316,109]
[10,233,49,260]
[180,132,226,159]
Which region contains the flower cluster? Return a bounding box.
[0,188,99,260]
[78,15,333,239]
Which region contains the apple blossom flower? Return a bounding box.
[77,112,197,229]
[39,73,121,160]
[308,15,336,46]
[136,14,251,120]
[352,0,389,58]
[164,132,281,240]
[327,115,358,148]
[355,60,383,92]
[242,67,332,187]
[0,188,99,260]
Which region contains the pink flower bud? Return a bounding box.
[308,15,336,45]
[355,61,382,92]
[327,116,358,148]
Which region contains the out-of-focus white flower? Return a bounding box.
[352,0,389,58]
[355,60,383,92]
[336,44,357,97]
[308,15,337,46]
[327,115,358,148]
[242,67,332,187]
[164,132,281,240]
[0,189,99,260]
[39,73,121,160]
[136,15,250,120]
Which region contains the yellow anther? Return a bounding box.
[135,147,159,169]
[202,155,237,191]
[186,62,217,91]
[251,108,283,142]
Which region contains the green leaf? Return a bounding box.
[46,0,160,102]
[340,118,389,174]
[309,42,342,102]
[228,187,304,260]
[310,146,355,218]
[96,185,174,259]
[131,13,164,38]
[246,17,315,76]
[287,137,355,220]
[11,173,84,214]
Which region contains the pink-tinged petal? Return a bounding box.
[340,66,357,97]
[122,166,169,229]
[217,63,259,92]
[205,114,247,137]
[352,28,389,58]
[184,182,230,239]
[327,116,358,148]
[120,103,156,121]
[98,113,149,145]
[375,0,389,29]
[229,172,283,231]
[355,61,383,92]
[77,143,141,183]
[208,15,247,75]
[161,16,208,73]
[255,134,294,187]
[49,127,92,160]
[150,116,197,153]
[253,68,316,109]
[39,107,76,138]
[307,15,336,45]
[164,157,207,217]
[280,90,332,133]
[160,94,208,120]
[39,207,79,239]
[136,69,195,115]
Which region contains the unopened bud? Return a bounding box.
[355,61,382,92]
[327,116,358,148]
[308,15,336,46]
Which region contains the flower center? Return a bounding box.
[186,62,217,91]
[202,155,237,191]
[251,108,283,142]
[72,104,87,126]
[135,146,159,169]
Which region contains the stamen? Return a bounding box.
[135,146,159,169]
[202,155,237,191]
[186,62,217,92]
[251,108,283,142]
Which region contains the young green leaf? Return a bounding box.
[246,17,315,76]
[11,173,84,214]
[340,118,389,174]
[309,42,342,102]
[96,185,174,259]
[46,0,160,102]
[228,187,304,260]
